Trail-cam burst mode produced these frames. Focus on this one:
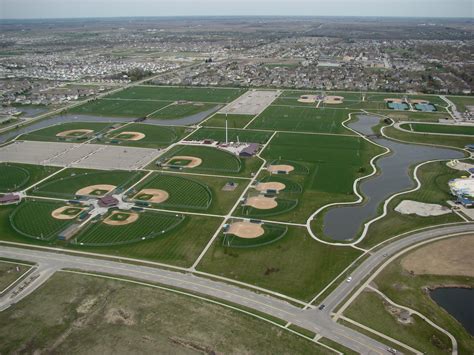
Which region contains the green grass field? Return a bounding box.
[30,168,145,199]
[447,95,474,112]
[222,223,288,248]
[9,200,73,241]
[107,86,246,103]
[188,127,273,144]
[197,226,361,301]
[129,173,212,211]
[0,163,59,193]
[74,210,185,246]
[148,102,217,119]
[203,113,256,128]
[371,110,450,123]
[69,98,172,117]
[153,145,243,174]
[97,123,188,148]
[0,261,30,292]
[248,106,355,134]
[399,123,474,136]
[19,122,113,142]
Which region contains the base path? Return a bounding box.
[245,196,278,209]
[56,129,93,137]
[227,221,264,238]
[103,211,139,226]
[254,182,286,192]
[51,206,85,220]
[267,164,294,174]
[113,131,146,141]
[166,156,202,168]
[133,189,169,203]
[76,184,116,196]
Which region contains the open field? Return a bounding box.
[360,160,464,248]
[344,290,452,354]
[400,123,474,136]
[368,241,474,354]
[447,96,474,113]
[249,106,355,134]
[69,98,172,117]
[197,226,361,301]
[0,163,60,193]
[188,127,273,144]
[107,86,246,103]
[0,261,30,292]
[97,123,188,148]
[148,102,217,119]
[371,110,450,122]
[203,113,256,128]
[0,272,328,354]
[30,168,144,199]
[18,122,113,142]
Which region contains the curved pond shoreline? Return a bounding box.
[0,105,221,144]
[322,115,465,241]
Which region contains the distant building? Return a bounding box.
[239,143,259,157]
[98,195,119,208]
[0,194,21,205]
[449,178,474,207]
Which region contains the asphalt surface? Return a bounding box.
[0,223,473,353]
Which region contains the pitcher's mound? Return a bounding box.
[227,221,264,239]
[255,182,286,192]
[56,129,94,137]
[51,206,85,220]
[133,188,169,203]
[76,184,116,197]
[267,164,294,174]
[323,96,344,104]
[103,211,139,226]
[113,131,145,141]
[166,155,202,168]
[245,196,277,210]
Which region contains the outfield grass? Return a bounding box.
[69,99,172,117]
[0,163,59,193]
[447,95,474,113]
[148,102,217,119]
[30,168,145,199]
[371,110,450,122]
[97,123,188,148]
[344,291,452,354]
[107,86,246,103]
[370,256,474,354]
[197,226,361,301]
[360,160,465,248]
[203,113,256,128]
[74,210,185,246]
[0,261,30,292]
[9,200,73,241]
[249,106,355,134]
[19,122,113,142]
[188,127,273,144]
[399,122,474,136]
[0,272,329,354]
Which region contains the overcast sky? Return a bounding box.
[1,0,473,19]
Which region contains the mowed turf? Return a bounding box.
[203,113,256,128]
[10,200,73,240]
[149,102,217,119]
[99,123,188,148]
[399,123,474,136]
[248,106,355,134]
[19,122,112,142]
[197,226,362,300]
[188,127,273,144]
[107,86,246,103]
[74,211,185,246]
[447,95,474,112]
[153,145,242,173]
[30,168,145,199]
[0,163,59,192]
[69,98,172,117]
[130,173,212,211]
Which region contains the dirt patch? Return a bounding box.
[76,297,98,314]
[51,206,85,220]
[56,129,93,138]
[133,188,169,203]
[103,211,139,226]
[297,95,318,103]
[166,155,202,168]
[254,182,286,192]
[447,160,474,172]
[384,98,405,103]
[401,234,474,277]
[245,196,278,210]
[113,131,145,141]
[323,95,344,104]
[76,184,116,197]
[394,200,451,217]
[227,221,264,239]
[105,308,136,326]
[267,164,294,174]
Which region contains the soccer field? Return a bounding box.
[0,163,59,192]
[69,98,172,117]
[188,127,273,144]
[400,123,474,136]
[203,114,256,128]
[148,102,217,119]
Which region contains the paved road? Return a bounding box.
[1,223,473,353]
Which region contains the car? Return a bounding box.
[382,253,388,257]
[318,304,326,310]
[387,347,397,354]
[346,276,352,283]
